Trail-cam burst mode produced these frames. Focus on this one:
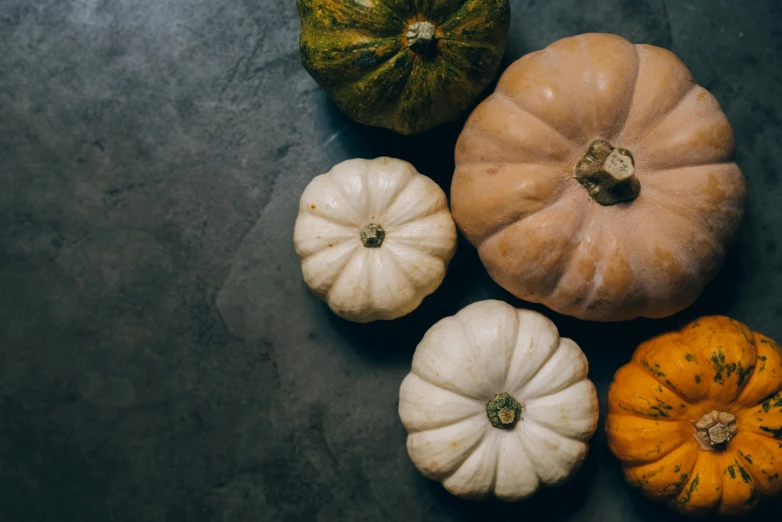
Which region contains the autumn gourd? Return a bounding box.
[297,0,510,134]
[294,157,457,322]
[606,317,782,516]
[399,300,599,499]
[451,33,746,321]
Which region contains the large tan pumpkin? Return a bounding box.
[452,33,746,322]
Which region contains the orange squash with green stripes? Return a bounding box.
[606,317,782,516]
[297,0,510,134]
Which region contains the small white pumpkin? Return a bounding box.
[399,300,599,500]
[294,157,457,323]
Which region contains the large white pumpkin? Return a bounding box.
[294,157,457,323]
[399,300,599,500]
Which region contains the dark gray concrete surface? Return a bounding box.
[1,1,781,521]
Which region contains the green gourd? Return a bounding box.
[297,0,510,134]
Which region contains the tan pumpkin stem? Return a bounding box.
[360,223,385,248]
[406,21,436,53]
[574,140,640,205]
[693,411,738,451]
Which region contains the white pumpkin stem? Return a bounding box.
[486,392,523,430]
[406,21,436,53]
[574,140,640,205]
[360,223,385,248]
[693,410,737,451]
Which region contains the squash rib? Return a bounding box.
[382,194,446,229]
[403,410,485,435]
[384,217,455,258]
[632,361,691,404]
[471,171,574,247]
[385,51,419,130]
[302,242,360,297]
[437,0,504,41]
[623,440,699,499]
[434,42,492,101]
[382,241,444,292]
[548,198,594,301]
[457,313,495,391]
[502,310,522,392]
[493,91,581,148]
[737,431,782,462]
[331,48,414,123]
[375,165,414,223]
[573,217,631,314]
[715,455,759,515]
[565,33,640,139]
[524,380,598,441]
[409,366,484,401]
[606,408,681,424]
[669,451,724,515]
[324,247,364,300]
[399,373,485,433]
[729,453,763,487]
[441,428,489,481]
[643,160,736,174]
[435,38,496,47]
[293,213,358,257]
[326,169,365,225]
[636,186,721,257]
[517,338,588,400]
[410,369,459,399]
[517,418,589,485]
[455,94,576,165]
[369,0,407,24]
[610,43,642,139]
[302,33,402,81]
[607,414,691,464]
[641,82,698,140]
[406,414,490,480]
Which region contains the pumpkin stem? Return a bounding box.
[486,392,523,430]
[693,411,738,451]
[406,21,436,53]
[360,223,385,248]
[574,140,640,205]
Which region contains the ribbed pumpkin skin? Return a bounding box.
[606,317,782,516]
[297,0,510,134]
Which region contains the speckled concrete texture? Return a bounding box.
[1,1,781,521]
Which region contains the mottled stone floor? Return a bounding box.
[1,1,781,521]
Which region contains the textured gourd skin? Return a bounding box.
[606,317,782,516]
[297,0,510,134]
[452,33,747,321]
